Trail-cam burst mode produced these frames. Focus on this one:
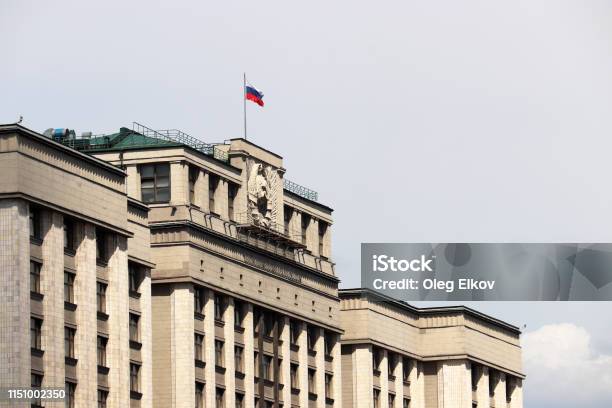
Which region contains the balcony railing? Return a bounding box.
[284,179,318,202]
[232,212,305,250]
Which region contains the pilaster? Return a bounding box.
[244,303,255,408]
[224,298,236,407]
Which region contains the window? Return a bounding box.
[235,393,244,408]
[301,214,310,244]
[97,336,107,367]
[129,314,140,343]
[388,394,395,408]
[324,331,334,357]
[64,217,75,251]
[471,364,479,390]
[318,221,327,257]
[290,364,299,389]
[307,326,318,351]
[215,388,225,408]
[64,272,75,304]
[325,373,333,399]
[388,353,396,377]
[194,287,205,315]
[209,174,219,213]
[95,228,106,263]
[130,363,140,393]
[128,263,141,294]
[373,389,380,408]
[402,358,411,382]
[308,369,316,394]
[194,334,204,361]
[228,183,238,221]
[64,327,76,358]
[403,398,410,408]
[373,348,382,373]
[97,389,108,408]
[30,317,42,350]
[31,374,43,407]
[234,300,243,328]
[97,282,107,314]
[214,294,225,321]
[189,166,198,205]
[30,261,41,294]
[140,163,170,203]
[235,345,244,373]
[489,371,497,397]
[215,340,224,367]
[65,382,76,408]
[262,355,272,381]
[254,352,259,377]
[263,313,275,338]
[284,206,292,236]
[29,206,41,239]
[195,382,204,408]
[290,320,300,345]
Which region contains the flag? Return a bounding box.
[245,84,264,107]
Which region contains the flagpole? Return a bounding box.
[243,72,247,140]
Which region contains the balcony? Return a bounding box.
[233,212,306,251]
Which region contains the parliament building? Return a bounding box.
[0,123,524,408]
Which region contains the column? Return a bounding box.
[139,270,153,408]
[194,169,207,210]
[216,179,229,220]
[224,298,236,407]
[476,366,489,408]
[244,303,255,408]
[353,345,374,408]
[74,223,98,406]
[298,322,309,407]
[40,211,65,407]
[125,165,141,200]
[169,283,196,408]
[280,317,291,407]
[331,334,343,407]
[0,199,30,396]
[310,218,320,257]
[508,377,523,408]
[203,289,216,408]
[106,235,130,407]
[393,357,403,408]
[315,328,325,408]
[437,360,472,408]
[493,371,506,408]
[170,161,189,206]
[380,350,389,408]
[323,223,332,259]
[410,361,425,408]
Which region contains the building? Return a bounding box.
[0,124,154,408]
[0,122,524,408]
[339,289,524,408]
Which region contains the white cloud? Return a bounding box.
[523,323,612,408]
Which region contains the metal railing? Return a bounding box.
[283,179,318,202]
[232,212,303,243]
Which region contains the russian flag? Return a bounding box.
[245,85,264,107]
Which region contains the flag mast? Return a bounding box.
[243,72,247,140]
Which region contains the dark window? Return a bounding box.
[402,357,411,382]
[29,207,41,239]
[284,206,292,236]
[290,364,299,389]
[325,373,333,399]
[263,313,275,338]
[235,393,244,408]
[189,166,198,204]
[262,355,272,380]
[64,217,75,251]
[235,345,244,373]
[30,317,42,350]
[215,340,224,367]
[307,326,318,351]
[324,331,334,356]
[215,388,225,408]
[234,300,243,328]
[373,389,380,408]
[228,183,238,221]
[318,221,327,257]
[128,263,141,294]
[388,393,395,408]
[194,287,205,315]
[195,382,204,408]
[290,320,300,345]
[301,214,310,244]
[388,353,395,376]
[403,397,410,408]
[64,272,75,304]
[129,314,140,342]
[130,363,140,393]
[97,389,108,408]
[30,261,41,294]
[31,374,43,406]
[95,228,107,263]
[489,370,497,397]
[97,282,107,314]
[214,294,224,321]
[97,336,107,367]
[66,382,76,408]
[308,369,316,394]
[140,163,170,203]
[64,327,76,358]
[471,364,479,390]
[373,347,382,372]
[209,174,219,213]
[194,334,204,361]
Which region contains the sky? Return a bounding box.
[2,1,612,406]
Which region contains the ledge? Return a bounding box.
[234,325,245,333]
[64,301,77,311]
[97,311,109,321]
[64,248,76,257]
[129,340,142,350]
[97,365,110,375]
[215,365,226,374]
[195,359,205,368]
[129,291,141,299]
[30,292,44,301]
[31,348,44,357]
[30,237,43,246]
[65,356,78,366]
[194,312,205,320]
[130,391,142,400]
[235,371,245,379]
